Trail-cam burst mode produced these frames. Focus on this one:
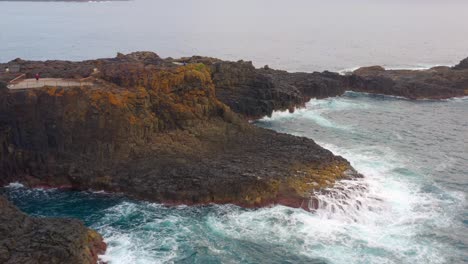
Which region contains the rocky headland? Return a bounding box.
[1,52,467,262]
[173,55,468,118]
[0,52,360,210]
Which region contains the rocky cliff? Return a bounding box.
[173,57,347,118]
[0,52,359,210]
[173,56,468,117]
[210,62,347,118]
[0,195,106,264]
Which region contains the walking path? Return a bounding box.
[7,78,93,90]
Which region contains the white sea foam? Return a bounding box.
[96,202,181,264]
[242,94,465,263]
[261,97,369,131]
[205,140,463,264]
[5,182,25,188]
[344,90,409,100]
[445,95,468,102]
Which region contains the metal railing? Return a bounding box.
[8,73,26,85]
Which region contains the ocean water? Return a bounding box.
[2,0,468,72]
[2,92,467,264]
[1,0,468,263]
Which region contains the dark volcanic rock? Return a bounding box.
[182,55,468,116]
[0,196,106,264]
[352,65,385,75]
[453,57,468,70]
[208,60,346,118]
[0,52,359,210]
[208,57,468,105]
[0,51,172,80]
[347,63,468,99]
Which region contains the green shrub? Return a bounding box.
[194,63,206,71]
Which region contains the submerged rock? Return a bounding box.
[0,196,106,264]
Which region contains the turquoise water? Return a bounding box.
[2,92,467,263]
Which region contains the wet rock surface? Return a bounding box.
[0,195,106,264]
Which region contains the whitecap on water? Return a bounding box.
[260,96,370,131]
[4,182,25,188]
[203,139,463,264]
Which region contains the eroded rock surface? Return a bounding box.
[0,52,359,210]
[0,196,106,264]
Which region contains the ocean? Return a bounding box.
[1,0,468,263]
[1,0,468,72]
[2,93,467,263]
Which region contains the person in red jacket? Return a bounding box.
[35,73,40,81]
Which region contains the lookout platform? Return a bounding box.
[7,78,93,90]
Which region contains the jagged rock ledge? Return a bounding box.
[0,195,106,264]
